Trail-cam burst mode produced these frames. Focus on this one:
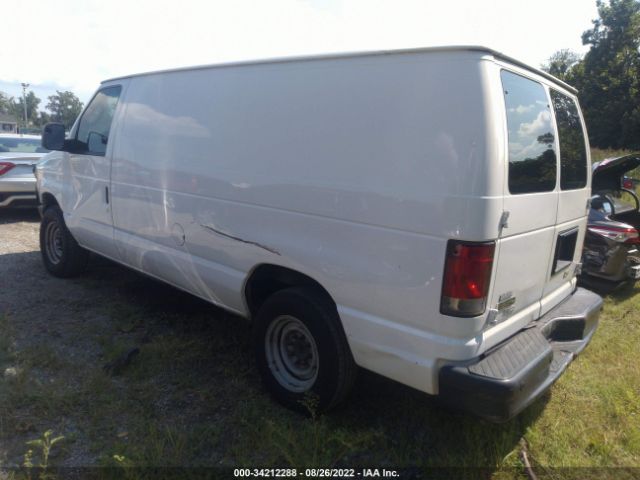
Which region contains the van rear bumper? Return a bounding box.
[438,287,602,422]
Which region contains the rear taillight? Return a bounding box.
[440,241,495,317]
[588,225,640,244]
[623,177,634,190]
[0,162,15,176]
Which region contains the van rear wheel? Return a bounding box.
[40,205,89,278]
[254,287,357,414]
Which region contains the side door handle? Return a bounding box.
[105,186,109,204]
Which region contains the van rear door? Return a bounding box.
[540,90,590,315]
[489,70,561,327]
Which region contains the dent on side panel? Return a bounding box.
[200,224,281,256]
[36,151,67,208]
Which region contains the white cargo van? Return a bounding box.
[37,46,602,421]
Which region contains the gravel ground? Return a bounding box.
[0,210,109,331]
[0,210,40,253]
[0,209,127,466]
[0,208,251,470]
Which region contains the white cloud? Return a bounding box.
[518,110,552,138]
[509,104,535,115]
[0,0,598,104]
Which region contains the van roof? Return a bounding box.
[102,45,577,94]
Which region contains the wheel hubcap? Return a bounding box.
[265,315,319,392]
[45,221,64,265]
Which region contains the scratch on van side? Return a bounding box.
[200,224,281,256]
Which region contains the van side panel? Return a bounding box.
[113,52,499,236]
[110,51,502,393]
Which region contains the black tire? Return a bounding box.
[40,205,89,278]
[254,287,357,414]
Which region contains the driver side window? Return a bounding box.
[76,86,122,156]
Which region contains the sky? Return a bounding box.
[1,0,599,109]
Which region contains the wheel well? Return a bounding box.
[244,264,335,317]
[41,193,59,211]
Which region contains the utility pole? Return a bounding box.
[21,82,29,128]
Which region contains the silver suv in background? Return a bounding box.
[0,134,50,208]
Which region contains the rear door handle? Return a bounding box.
[105,186,109,204]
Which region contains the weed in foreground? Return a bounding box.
[22,430,65,480]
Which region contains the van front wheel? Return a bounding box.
[40,206,89,278]
[254,287,357,414]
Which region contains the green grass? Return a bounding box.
[591,147,636,163]
[516,284,640,467]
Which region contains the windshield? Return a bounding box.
[0,137,50,153]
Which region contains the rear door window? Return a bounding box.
[549,90,588,190]
[501,71,557,194]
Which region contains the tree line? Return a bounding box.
[542,0,640,150]
[0,89,83,130]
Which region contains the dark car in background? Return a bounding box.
[581,154,640,288]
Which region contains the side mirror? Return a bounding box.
[42,123,66,151]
